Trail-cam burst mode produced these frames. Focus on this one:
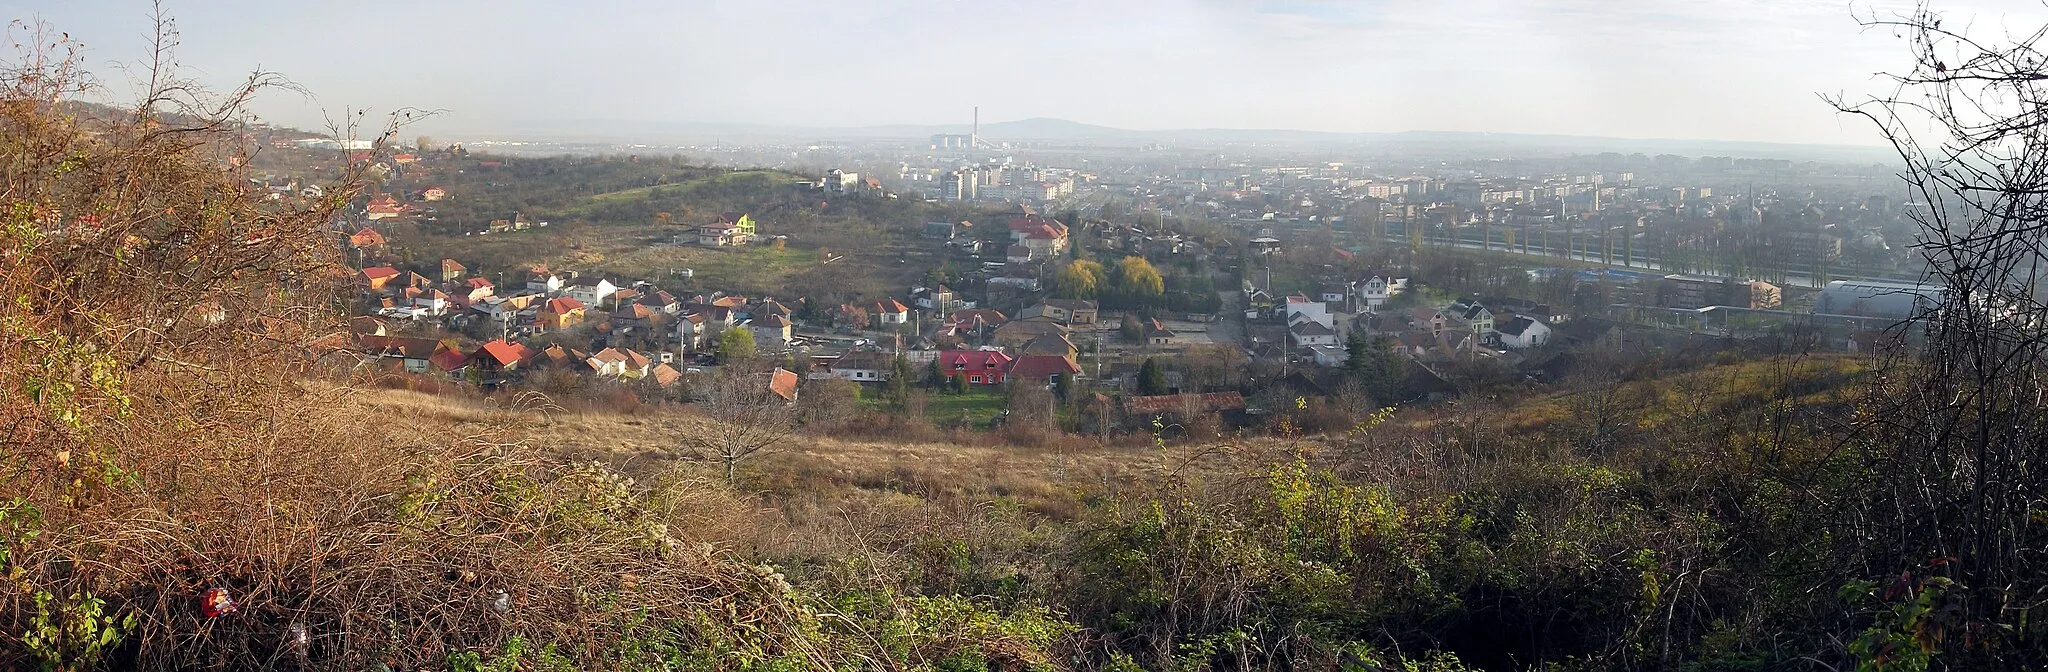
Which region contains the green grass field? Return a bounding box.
[862,388,1011,428]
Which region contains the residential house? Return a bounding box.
[675,311,711,352]
[539,297,586,329]
[535,344,594,373]
[1290,320,1339,347]
[650,363,683,388]
[1006,244,1036,265]
[1019,333,1079,359]
[1444,299,1493,335]
[814,350,893,383]
[948,308,1008,339]
[1320,285,1349,305]
[365,195,405,221]
[1007,214,1070,256]
[460,277,496,303]
[421,186,448,201]
[564,276,620,309]
[1494,315,1552,349]
[748,313,793,350]
[1309,344,1348,367]
[991,318,1069,348]
[610,303,663,336]
[471,340,535,374]
[939,350,1014,385]
[588,348,654,379]
[922,221,959,240]
[1023,299,1098,325]
[361,266,402,291]
[1410,307,1449,336]
[409,289,450,316]
[525,270,563,295]
[1360,276,1393,309]
[912,286,963,315]
[353,335,452,374]
[873,298,910,326]
[1285,294,1332,328]
[439,258,466,282]
[1142,318,1178,345]
[769,367,801,402]
[1007,354,1081,382]
[697,213,757,247]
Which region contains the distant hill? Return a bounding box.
[443,116,1897,163]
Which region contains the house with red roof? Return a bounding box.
[1007,354,1081,382]
[539,297,586,329]
[420,186,448,201]
[1007,214,1070,256]
[873,298,909,326]
[471,339,534,373]
[939,350,1014,386]
[439,258,466,281]
[769,368,801,402]
[348,227,387,252]
[360,266,402,291]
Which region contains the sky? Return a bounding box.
[14,0,2048,145]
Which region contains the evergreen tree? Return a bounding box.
[1139,357,1168,395]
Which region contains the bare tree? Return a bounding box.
[1830,3,2048,665]
[681,370,795,485]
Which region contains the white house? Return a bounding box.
[815,351,892,382]
[1284,294,1332,329]
[675,312,711,352]
[1444,299,1494,335]
[410,290,449,316]
[1494,315,1552,349]
[873,298,910,326]
[1309,344,1349,367]
[1290,320,1340,347]
[564,276,619,308]
[1360,276,1400,309]
[525,272,563,296]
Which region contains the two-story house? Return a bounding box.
[873,298,910,326]
[1445,299,1494,335]
[747,313,793,350]
[913,286,963,315]
[939,350,1014,386]
[564,276,620,309]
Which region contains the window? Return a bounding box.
[970,375,981,384]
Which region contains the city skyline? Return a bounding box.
[22,0,2048,146]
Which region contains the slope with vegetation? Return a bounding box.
[7,7,2048,671]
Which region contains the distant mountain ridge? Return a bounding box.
[445,116,1897,163]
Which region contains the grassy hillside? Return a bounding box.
[379,162,982,301]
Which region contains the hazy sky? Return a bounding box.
[17,0,2048,145]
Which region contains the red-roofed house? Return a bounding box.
[1007,354,1081,381]
[1006,214,1070,256]
[348,227,386,252]
[420,186,448,201]
[440,258,466,281]
[540,297,586,329]
[874,298,909,326]
[472,340,534,373]
[361,266,402,291]
[939,350,1014,386]
[769,367,801,402]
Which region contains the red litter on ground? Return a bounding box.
[202,588,238,617]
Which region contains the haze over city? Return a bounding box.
[26,0,2048,145]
